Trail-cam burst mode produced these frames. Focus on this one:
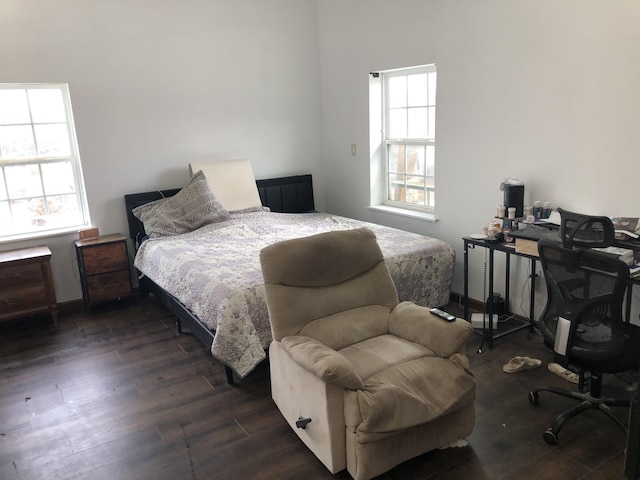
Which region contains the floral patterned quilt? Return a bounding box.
[134,211,454,378]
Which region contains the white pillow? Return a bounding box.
[189,159,262,212]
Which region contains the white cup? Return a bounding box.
[508,207,516,219]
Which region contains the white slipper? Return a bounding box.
[503,356,542,374]
[439,439,469,450]
[548,362,579,384]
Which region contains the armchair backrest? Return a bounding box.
[537,238,629,365]
[260,227,399,341]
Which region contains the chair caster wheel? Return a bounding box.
[543,429,558,445]
[528,391,539,406]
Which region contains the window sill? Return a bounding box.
[368,205,437,222]
[0,225,90,246]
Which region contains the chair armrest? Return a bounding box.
[389,301,473,357]
[280,335,364,390]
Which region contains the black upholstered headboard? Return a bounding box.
[124,174,315,247]
[255,174,315,214]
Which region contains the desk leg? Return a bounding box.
[464,240,470,321]
[505,252,511,313]
[529,258,537,331]
[486,248,495,351]
[626,283,633,323]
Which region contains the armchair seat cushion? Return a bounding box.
[339,334,434,380]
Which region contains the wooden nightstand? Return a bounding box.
[0,245,58,326]
[75,234,133,309]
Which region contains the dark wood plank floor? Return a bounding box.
[0,296,635,479]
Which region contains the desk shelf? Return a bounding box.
[463,237,537,352]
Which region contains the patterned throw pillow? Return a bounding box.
[133,170,230,238]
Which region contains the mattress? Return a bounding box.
[134,210,454,378]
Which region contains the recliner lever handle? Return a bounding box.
[296,416,312,429]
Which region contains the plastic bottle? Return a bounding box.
[533,201,543,220]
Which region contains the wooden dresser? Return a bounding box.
[0,245,58,326]
[75,234,133,309]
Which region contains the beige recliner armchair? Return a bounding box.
[260,227,475,480]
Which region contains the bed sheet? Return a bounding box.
[134,211,454,378]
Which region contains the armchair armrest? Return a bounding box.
[389,302,473,357]
[280,335,364,390]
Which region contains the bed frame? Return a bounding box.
[124,174,315,384]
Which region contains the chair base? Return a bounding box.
[529,379,630,445]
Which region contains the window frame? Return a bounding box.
[370,64,437,220]
[0,83,90,242]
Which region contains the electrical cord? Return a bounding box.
[518,261,531,317]
[520,259,545,341]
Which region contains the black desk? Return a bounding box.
[463,236,538,352]
[464,230,640,352]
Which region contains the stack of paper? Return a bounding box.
[593,246,636,265]
[612,217,640,240]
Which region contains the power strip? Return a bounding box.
[470,313,498,329]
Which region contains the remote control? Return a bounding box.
[430,308,456,322]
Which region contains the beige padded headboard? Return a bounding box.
[189,158,263,212]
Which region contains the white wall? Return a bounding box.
[3,0,640,314]
[0,0,323,302]
[317,0,640,316]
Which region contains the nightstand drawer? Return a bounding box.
[82,242,129,275]
[85,270,132,304]
[0,284,48,317]
[0,263,44,289]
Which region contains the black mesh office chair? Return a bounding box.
[556,208,616,250]
[529,209,640,445]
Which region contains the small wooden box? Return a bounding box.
[78,226,100,240]
[515,238,540,257]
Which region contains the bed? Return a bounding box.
[124,167,454,384]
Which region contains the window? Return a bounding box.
[0,84,89,240]
[370,64,437,218]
